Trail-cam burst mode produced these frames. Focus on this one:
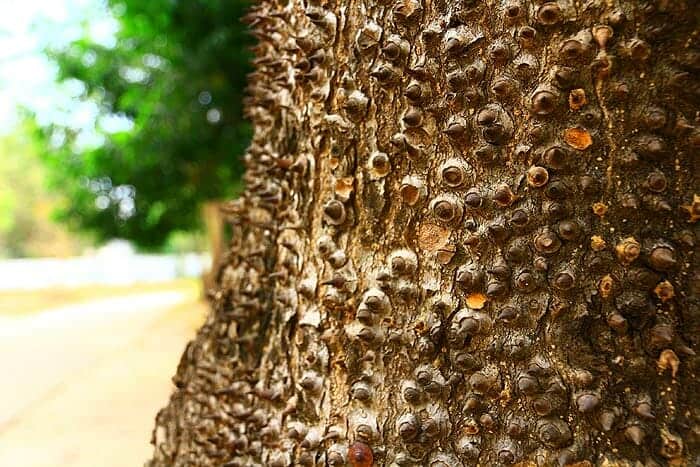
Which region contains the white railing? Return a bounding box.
[0,253,210,290]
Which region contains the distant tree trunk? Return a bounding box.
[202,201,225,291]
[149,0,699,465]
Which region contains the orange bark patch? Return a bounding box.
[417,222,451,252]
[466,293,487,310]
[348,441,373,467]
[564,127,593,149]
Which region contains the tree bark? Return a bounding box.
[149,0,699,465]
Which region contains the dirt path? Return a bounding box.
[0,291,204,467]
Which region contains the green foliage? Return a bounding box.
[37,0,253,249]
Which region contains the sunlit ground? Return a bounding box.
[0,278,199,316]
[0,280,207,467]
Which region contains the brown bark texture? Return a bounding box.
[149,0,700,465]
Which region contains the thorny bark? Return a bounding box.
[149,0,699,465]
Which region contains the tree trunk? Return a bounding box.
[202,200,226,292]
[149,0,699,465]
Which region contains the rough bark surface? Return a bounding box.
[149,0,699,465]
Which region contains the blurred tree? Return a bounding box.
[0,120,89,258]
[36,0,253,249]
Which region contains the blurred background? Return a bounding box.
[0,0,251,465]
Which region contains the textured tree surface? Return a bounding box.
[149,0,699,465]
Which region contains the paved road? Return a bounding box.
[0,291,201,467]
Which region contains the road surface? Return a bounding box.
[0,291,203,467]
